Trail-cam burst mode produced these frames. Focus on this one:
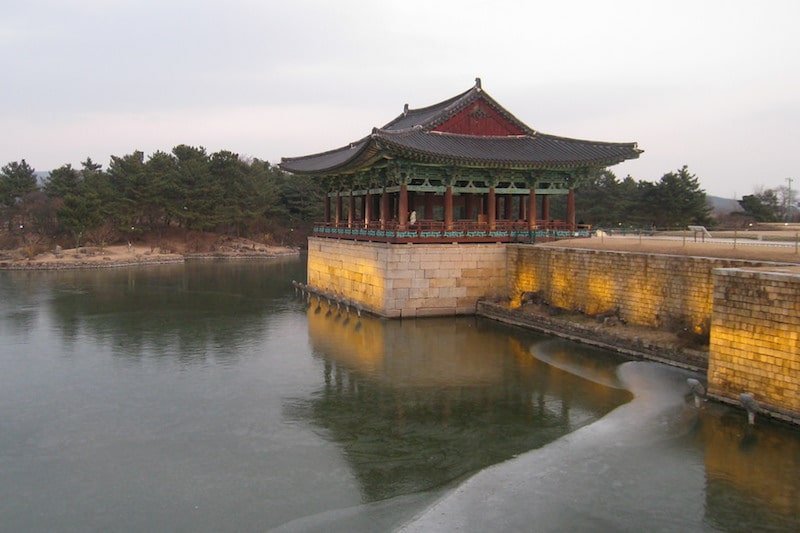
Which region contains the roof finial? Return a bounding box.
[403,103,409,116]
[475,77,482,90]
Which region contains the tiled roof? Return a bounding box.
[381,89,471,131]
[280,79,641,174]
[373,129,640,168]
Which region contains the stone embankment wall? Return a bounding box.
[307,238,506,318]
[506,245,799,424]
[709,267,800,423]
[507,245,779,335]
[308,241,799,423]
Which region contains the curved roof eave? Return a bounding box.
[279,136,379,175]
[372,129,642,170]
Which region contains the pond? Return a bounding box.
[0,258,797,532]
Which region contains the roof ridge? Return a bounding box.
[381,86,476,130]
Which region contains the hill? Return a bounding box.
[706,195,740,215]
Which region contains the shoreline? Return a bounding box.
[0,246,300,271]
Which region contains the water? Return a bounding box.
[0,258,797,532]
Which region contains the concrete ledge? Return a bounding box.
[476,301,708,372]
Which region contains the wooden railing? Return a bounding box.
[312,220,592,244]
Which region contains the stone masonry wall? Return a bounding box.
[507,245,799,423]
[507,245,780,334]
[307,238,507,318]
[708,267,800,423]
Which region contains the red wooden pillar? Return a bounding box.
[488,187,496,230]
[335,192,343,226]
[364,188,371,226]
[324,193,331,224]
[527,191,537,230]
[504,194,513,221]
[444,186,453,231]
[380,187,389,230]
[541,195,550,225]
[567,188,576,229]
[399,183,408,230]
[348,192,355,228]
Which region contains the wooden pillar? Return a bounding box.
[444,186,453,231]
[335,192,343,226]
[518,194,526,221]
[528,191,537,230]
[541,195,550,224]
[364,190,371,226]
[504,195,514,221]
[324,193,331,223]
[380,187,389,230]
[399,183,409,230]
[488,187,496,230]
[567,188,576,228]
[348,192,355,228]
[464,194,473,220]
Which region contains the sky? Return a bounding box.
[2,0,799,199]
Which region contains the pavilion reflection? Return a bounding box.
[294,304,632,502]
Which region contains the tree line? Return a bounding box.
[736,184,797,223]
[0,145,325,250]
[4,145,780,251]
[574,165,713,230]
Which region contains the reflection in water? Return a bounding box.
[1,261,799,532]
[17,258,305,364]
[690,405,800,531]
[292,304,633,502]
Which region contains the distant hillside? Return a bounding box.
[707,195,740,215]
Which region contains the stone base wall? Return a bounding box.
[507,245,778,333]
[506,245,799,423]
[708,267,800,423]
[307,238,507,317]
[307,241,799,422]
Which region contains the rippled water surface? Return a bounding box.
[0,258,797,532]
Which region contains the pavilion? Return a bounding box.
[280,79,642,244]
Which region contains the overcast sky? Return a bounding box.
[2,0,798,198]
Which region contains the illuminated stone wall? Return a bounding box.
[507,245,799,422]
[506,246,743,331]
[307,238,507,318]
[708,266,800,422]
